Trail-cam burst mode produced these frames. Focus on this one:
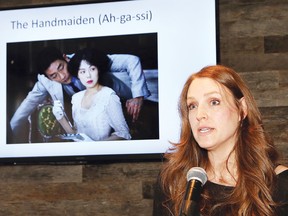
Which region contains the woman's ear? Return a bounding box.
[239,97,248,120]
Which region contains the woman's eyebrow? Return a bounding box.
[187,91,221,99]
[204,91,221,97]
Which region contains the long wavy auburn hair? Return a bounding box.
[159,65,280,216]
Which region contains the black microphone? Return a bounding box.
[179,167,208,216]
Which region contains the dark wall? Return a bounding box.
[0,0,287,215]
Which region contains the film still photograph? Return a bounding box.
[7,33,159,144]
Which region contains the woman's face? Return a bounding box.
[186,77,243,153]
[78,60,99,88]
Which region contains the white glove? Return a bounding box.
[52,100,64,120]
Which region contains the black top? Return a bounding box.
[153,170,288,216]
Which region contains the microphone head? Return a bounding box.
[187,167,208,186]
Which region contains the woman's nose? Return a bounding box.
[86,71,91,78]
[196,105,208,121]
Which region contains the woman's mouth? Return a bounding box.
[198,127,214,133]
[87,80,93,84]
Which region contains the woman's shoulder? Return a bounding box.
[275,165,288,176]
[275,165,288,190]
[100,86,118,97]
[101,86,114,93]
[71,90,85,103]
[93,87,119,105]
[274,165,288,215]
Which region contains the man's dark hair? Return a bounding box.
[36,46,65,75]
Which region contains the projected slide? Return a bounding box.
[0,0,217,162]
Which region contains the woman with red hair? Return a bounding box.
[153,65,288,216]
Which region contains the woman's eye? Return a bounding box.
[187,103,197,110]
[210,99,220,106]
[90,66,97,71]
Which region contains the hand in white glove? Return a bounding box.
[52,100,64,120]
